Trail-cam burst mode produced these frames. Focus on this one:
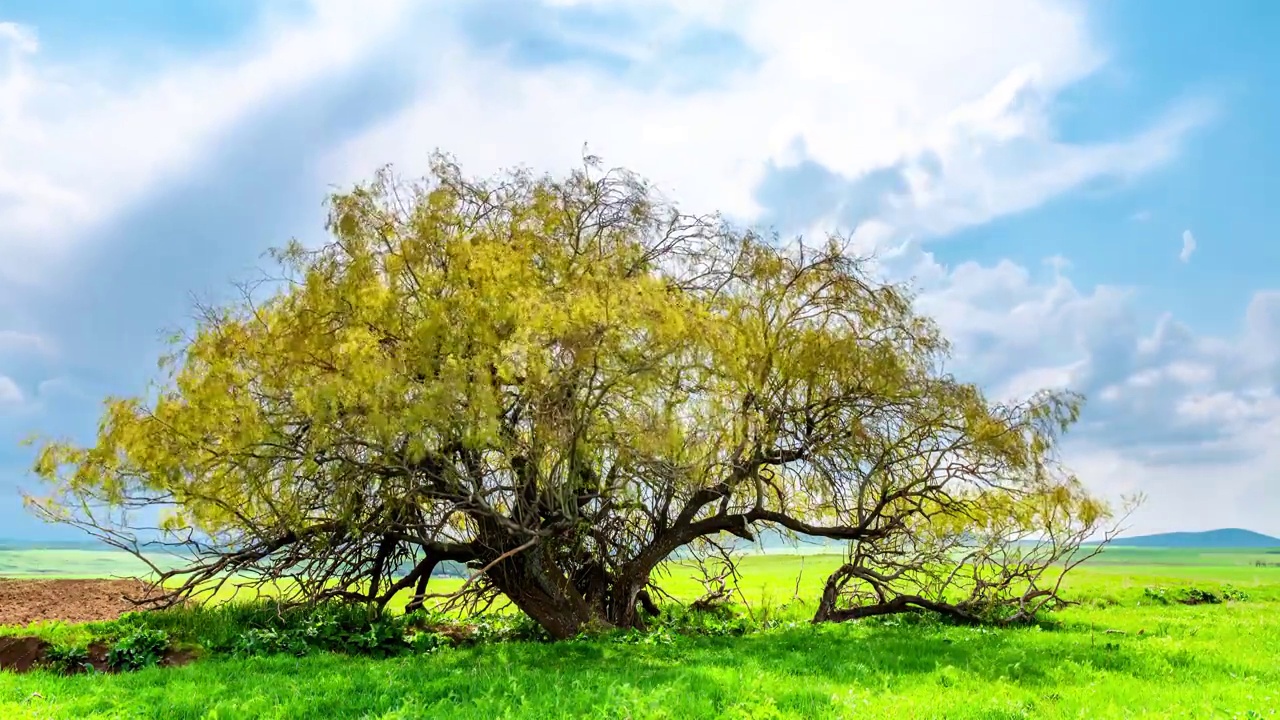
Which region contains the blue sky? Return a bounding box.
[0,0,1277,539]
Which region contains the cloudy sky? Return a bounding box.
[1,0,1277,540]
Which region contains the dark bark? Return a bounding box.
[636,589,660,617]
[606,578,651,630]
[812,594,981,625]
[484,542,607,640]
[402,558,438,613]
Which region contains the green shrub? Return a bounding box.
[654,605,758,637]
[233,628,311,657]
[408,631,451,654]
[43,644,93,675]
[106,628,170,671]
[1142,585,1250,606]
[221,602,414,658]
[1221,585,1250,602]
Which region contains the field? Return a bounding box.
[0,549,156,580]
[1,547,1278,719]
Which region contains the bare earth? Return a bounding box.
[0,578,157,627]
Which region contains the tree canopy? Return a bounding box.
[27,154,1120,639]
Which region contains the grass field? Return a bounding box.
[0,549,156,579]
[2,547,1279,719]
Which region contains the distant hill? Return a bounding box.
[1107,528,1280,549]
[0,537,109,552]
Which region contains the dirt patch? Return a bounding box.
[0,578,163,628]
[0,636,198,675]
[0,636,48,673]
[404,615,479,644]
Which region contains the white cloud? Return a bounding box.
[978,285,1280,532]
[0,376,22,405]
[910,251,1132,388]
[0,330,53,357]
[1180,228,1197,262]
[876,231,1278,533]
[322,0,1209,239]
[0,1,413,287]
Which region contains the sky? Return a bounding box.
[0,0,1277,540]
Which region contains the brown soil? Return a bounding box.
[0,636,198,675]
[0,578,162,628]
[0,579,198,675]
[0,636,46,673]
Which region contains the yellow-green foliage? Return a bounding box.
[23,155,1114,630]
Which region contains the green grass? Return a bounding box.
[2,547,1279,719]
[0,549,157,579]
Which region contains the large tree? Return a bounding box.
[27,155,1120,639]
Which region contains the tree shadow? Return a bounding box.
[7,621,1273,719]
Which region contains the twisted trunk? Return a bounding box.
[484,542,607,640]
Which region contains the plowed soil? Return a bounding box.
[0,578,160,627]
[0,578,196,674]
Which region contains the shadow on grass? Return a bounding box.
[7,618,1269,720]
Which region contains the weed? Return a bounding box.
[105,628,169,671]
[407,631,451,654]
[42,644,93,675]
[1141,584,1250,605]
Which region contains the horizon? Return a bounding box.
[1,1,1279,539]
[4,527,1278,554]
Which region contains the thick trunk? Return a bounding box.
[485,543,610,640]
[607,578,651,630]
[506,584,605,639]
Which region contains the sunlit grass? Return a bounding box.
[3,547,1279,719]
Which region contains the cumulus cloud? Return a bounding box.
[922,262,1280,530]
[321,0,1211,237]
[1180,229,1197,262]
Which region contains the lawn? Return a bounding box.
[1,547,1279,719]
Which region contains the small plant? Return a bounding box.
[233,628,311,657]
[106,628,170,671]
[1142,586,1172,604]
[1142,585,1250,606]
[408,631,451,654]
[608,627,675,646]
[504,613,553,642]
[223,603,421,658]
[654,605,759,637]
[43,644,93,675]
[345,615,410,658]
[1221,585,1250,602]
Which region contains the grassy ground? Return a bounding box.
[0,549,155,579]
[2,548,1279,719]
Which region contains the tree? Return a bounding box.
[27,154,1123,639]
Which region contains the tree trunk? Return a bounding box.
[607,578,651,630]
[485,543,611,640]
[813,593,981,625]
[505,584,605,639]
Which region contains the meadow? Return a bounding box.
[1,546,1278,719]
